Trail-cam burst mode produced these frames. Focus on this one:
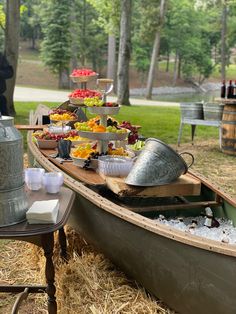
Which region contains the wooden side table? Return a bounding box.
[0,186,75,314]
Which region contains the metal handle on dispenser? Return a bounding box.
[0,122,7,138]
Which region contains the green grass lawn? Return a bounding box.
[14,102,219,150]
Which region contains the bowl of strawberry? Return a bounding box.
[33,130,76,149]
[70,68,98,83]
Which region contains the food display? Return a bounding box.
[33,130,78,143]
[71,68,97,77]
[70,68,98,83]
[126,140,145,156]
[71,143,98,159]
[119,121,139,144]
[83,97,118,108]
[39,70,138,174]
[69,89,102,105]
[74,121,127,134]
[49,109,77,122]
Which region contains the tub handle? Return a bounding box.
[179,152,194,169]
[0,122,7,138]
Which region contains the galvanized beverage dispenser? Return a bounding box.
[0,115,28,227]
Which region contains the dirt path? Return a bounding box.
[173,139,236,198]
[14,86,180,106]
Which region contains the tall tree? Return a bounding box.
[5,0,20,116]
[20,0,42,49]
[87,0,120,90]
[221,1,227,81]
[117,0,132,105]
[146,0,166,99]
[40,0,72,89]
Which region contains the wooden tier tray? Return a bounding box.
[104,173,201,198]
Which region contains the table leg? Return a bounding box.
[41,233,57,314]
[177,122,183,146]
[191,125,196,145]
[58,227,67,261]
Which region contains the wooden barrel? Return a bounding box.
[180,102,204,120]
[221,104,236,155]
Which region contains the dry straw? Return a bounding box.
[0,227,174,314]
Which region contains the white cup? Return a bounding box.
[43,172,64,194]
[24,168,45,191]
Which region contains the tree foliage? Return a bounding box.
[40,0,72,77]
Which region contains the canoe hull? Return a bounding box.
[69,194,236,314]
[26,107,236,314]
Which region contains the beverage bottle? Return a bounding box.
[227,80,233,98]
[234,80,236,98]
[221,80,226,98]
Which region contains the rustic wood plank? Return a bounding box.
[105,173,201,197]
[15,124,45,130]
[40,149,105,186]
[122,201,221,213]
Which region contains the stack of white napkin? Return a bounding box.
[26,199,60,224]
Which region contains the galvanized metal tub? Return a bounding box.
[180,102,204,119]
[203,103,224,121]
[125,138,194,186]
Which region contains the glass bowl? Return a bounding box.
[98,156,134,177]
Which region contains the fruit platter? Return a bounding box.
[70,143,99,169]
[84,97,120,115]
[70,68,98,83]
[70,142,133,169]
[69,89,102,105]
[126,140,145,156]
[49,108,77,123]
[74,120,129,141]
[32,130,79,149]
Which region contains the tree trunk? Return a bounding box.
[166,51,169,72]
[177,56,181,79]
[145,0,166,100]
[59,68,70,89]
[221,2,227,82]
[4,0,20,116]
[117,0,132,106]
[107,34,117,93]
[70,1,78,90]
[172,50,178,86]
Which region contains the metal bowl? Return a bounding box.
[125,138,194,186]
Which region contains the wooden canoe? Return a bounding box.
[26,105,236,314]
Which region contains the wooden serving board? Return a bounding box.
[104,173,201,197]
[40,149,105,186]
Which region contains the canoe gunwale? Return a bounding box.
[26,107,236,258]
